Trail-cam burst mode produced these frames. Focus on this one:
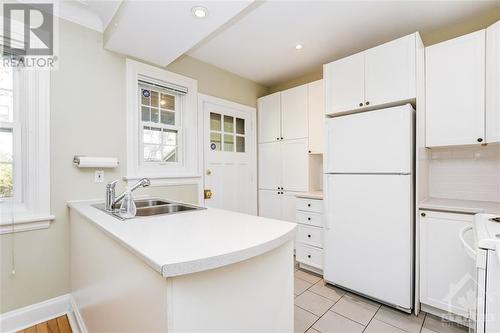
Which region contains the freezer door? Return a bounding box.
[324,174,413,310]
[325,104,414,174]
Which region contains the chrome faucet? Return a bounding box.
[105,178,151,211]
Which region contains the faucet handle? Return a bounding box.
[106,179,120,189]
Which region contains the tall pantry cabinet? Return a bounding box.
[258,81,324,221]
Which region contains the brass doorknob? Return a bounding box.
[204,189,213,199]
[206,169,212,176]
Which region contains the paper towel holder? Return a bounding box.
[73,155,120,168]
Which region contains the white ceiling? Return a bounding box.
[188,1,500,86]
[58,0,122,32]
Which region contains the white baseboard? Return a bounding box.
[0,294,85,333]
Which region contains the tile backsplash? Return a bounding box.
[428,145,500,202]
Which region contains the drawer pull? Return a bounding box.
[308,204,311,207]
[308,234,311,238]
[307,255,311,258]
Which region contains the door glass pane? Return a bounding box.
[236,136,245,153]
[224,115,234,133]
[160,110,175,125]
[210,132,221,151]
[151,108,159,123]
[210,112,221,131]
[224,134,234,152]
[236,118,245,135]
[141,106,150,122]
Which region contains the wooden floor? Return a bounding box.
[17,315,72,333]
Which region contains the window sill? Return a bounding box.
[0,214,55,234]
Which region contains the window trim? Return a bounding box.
[0,68,53,231]
[125,59,201,180]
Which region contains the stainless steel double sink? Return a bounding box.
[93,198,205,220]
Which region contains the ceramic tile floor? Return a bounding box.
[293,267,469,333]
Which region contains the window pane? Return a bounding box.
[236,136,245,153]
[224,134,234,152]
[151,90,159,107]
[160,93,175,110]
[143,144,161,161]
[151,108,159,123]
[0,128,13,198]
[210,132,221,151]
[162,129,177,146]
[141,89,150,106]
[162,146,177,162]
[224,115,234,133]
[236,118,245,135]
[141,106,150,122]
[143,126,161,144]
[0,62,13,122]
[210,112,221,131]
[160,110,175,125]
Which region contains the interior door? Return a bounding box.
[364,34,416,106]
[324,174,413,309]
[281,138,309,192]
[204,98,257,215]
[326,52,365,115]
[257,92,281,143]
[281,85,308,140]
[425,30,486,147]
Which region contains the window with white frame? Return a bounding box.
[126,59,199,180]
[0,56,51,228]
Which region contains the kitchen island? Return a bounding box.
[68,199,296,333]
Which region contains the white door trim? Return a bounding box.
[198,94,257,211]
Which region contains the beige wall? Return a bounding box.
[0,19,266,313]
[267,10,500,94]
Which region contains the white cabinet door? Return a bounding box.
[258,190,282,220]
[281,85,308,140]
[426,30,486,147]
[365,34,416,107]
[258,92,281,143]
[325,52,365,115]
[419,211,476,317]
[281,191,297,222]
[486,20,500,144]
[308,80,324,153]
[281,138,309,192]
[258,142,281,190]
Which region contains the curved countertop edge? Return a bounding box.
[161,229,295,277]
[67,200,297,278]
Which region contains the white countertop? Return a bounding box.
[295,191,324,200]
[68,200,296,278]
[419,197,500,215]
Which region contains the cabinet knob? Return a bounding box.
[477,138,483,143]
[307,204,311,207]
[307,255,311,258]
[308,150,311,153]
[421,212,426,217]
[307,234,311,238]
[366,101,370,105]
[276,137,279,141]
[280,137,283,140]
[308,217,311,221]
[359,103,363,107]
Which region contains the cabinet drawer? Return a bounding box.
[296,211,323,227]
[296,243,323,269]
[296,198,323,213]
[297,225,323,248]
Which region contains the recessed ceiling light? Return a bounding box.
[192,6,208,18]
[295,44,303,50]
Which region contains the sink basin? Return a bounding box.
[92,198,205,220]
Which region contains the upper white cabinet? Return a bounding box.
[364,35,416,107]
[326,53,365,115]
[486,21,500,144]
[257,92,281,143]
[281,85,308,140]
[425,30,486,147]
[308,80,325,154]
[325,33,419,116]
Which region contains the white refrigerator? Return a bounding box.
[323,104,414,312]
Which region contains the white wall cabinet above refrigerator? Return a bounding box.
[425,21,500,147]
[324,33,419,116]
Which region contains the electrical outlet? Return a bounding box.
[95,170,104,183]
